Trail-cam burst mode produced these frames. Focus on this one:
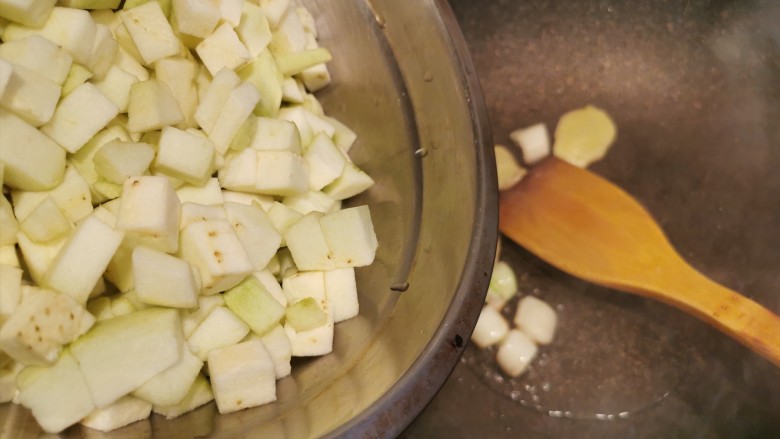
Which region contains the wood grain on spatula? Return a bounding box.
[499,156,780,367]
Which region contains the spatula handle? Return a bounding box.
[653,265,780,368]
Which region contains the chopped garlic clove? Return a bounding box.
[514,296,558,345]
[494,145,527,190]
[496,329,538,378]
[553,105,616,168]
[510,123,550,165]
[471,306,509,348]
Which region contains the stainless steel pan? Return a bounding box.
[407,0,780,437]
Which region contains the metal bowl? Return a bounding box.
[0,1,496,437]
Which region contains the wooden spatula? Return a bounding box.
[499,156,780,367]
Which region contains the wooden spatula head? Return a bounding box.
[499,157,676,292]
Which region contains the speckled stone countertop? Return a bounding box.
[403,1,780,437]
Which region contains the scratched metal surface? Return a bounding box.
[0,1,496,438]
[404,0,780,437]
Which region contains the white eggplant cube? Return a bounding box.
[471,306,509,349]
[237,50,283,118]
[69,125,132,188]
[252,270,287,307]
[180,295,225,339]
[219,0,242,27]
[132,246,198,308]
[319,205,377,268]
[284,212,335,271]
[324,268,359,323]
[323,115,358,152]
[260,324,291,379]
[510,123,550,165]
[0,287,91,366]
[1,63,62,127]
[92,65,139,113]
[187,306,249,360]
[179,202,226,230]
[70,308,183,408]
[255,151,309,196]
[0,35,73,84]
[41,82,118,153]
[132,343,203,407]
[21,7,97,66]
[19,196,72,243]
[16,350,96,434]
[496,329,538,378]
[0,359,24,402]
[513,296,558,345]
[236,1,272,57]
[196,22,251,76]
[0,197,18,247]
[282,190,337,215]
[275,248,295,279]
[44,215,124,305]
[114,46,149,81]
[0,109,66,191]
[258,0,288,28]
[296,5,318,36]
[0,0,57,28]
[152,374,214,420]
[268,6,307,54]
[176,178,224,206]
[274,48,333,77]
[248,117,302,153]
[281,77,304,104]
[208,339,276,414]
[156,126,216,186]
[60,64,93,97]
[93,140,155,185]
[221,191,274,210]
[154,57,199,129]
[224,202,281,271]
[0,264,22,322]
[194,67,241,135]
[282,271,325,303]
[267,201,303,245]
[283,308,334,357]
[116,176,182,253]
[277,106,313,146]
[0,245,20,267]
[127,79,185,133]
[172,0,220,39]
[119,1,180,65]
[178,219,252,295]
[303,107,336,137]
[305,133,346,191]
[219,149,258,192]
[11,164,93,224]
[323,163,375,201]
[285,297,327,332]
[80,395,152,433]
[16,232,67,286]
[209,81,261,155]
[0,60,10,99]
[223,275,285,336]
[87,24,118,80]
[301,63,331,93]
